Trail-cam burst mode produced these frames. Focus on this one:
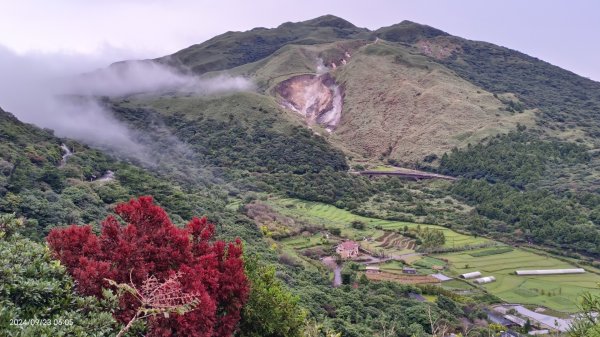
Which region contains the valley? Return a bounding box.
[249,197,600,314]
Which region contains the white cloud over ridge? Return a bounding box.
[0,44,253,162]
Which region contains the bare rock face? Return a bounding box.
[276,73,342,132]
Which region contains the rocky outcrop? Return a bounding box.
[276,73,342,131]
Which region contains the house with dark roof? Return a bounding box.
[402,267,417,274]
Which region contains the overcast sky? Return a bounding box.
[0,0,599,80]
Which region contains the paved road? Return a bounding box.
[510,305,573,332]
[360,252,422,265]
[322,256,342,287]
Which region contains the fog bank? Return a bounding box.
[0,45,253,162]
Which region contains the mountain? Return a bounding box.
[154,15,369,74]
[2,15,600,336]
[100,14,600,255]
[113,16,599,186]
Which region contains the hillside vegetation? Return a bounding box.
[332,41,534,163]
[425,36,600,142]
[154,15,369,75]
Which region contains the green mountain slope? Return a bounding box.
[0,106,261,242]
[96,15,600,256]
[188,36,532,163]
[419,35,600,141]
[111,92,348,173]
[154,15,370,74]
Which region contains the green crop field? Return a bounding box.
[269,198,491,251]
[271,197,600,312]
[280,232,331,250]
[438,248,600,312]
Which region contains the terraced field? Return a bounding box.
[281,232,329,249]
[365,272,441,284]
[438,248,600,312]
[375,231,416,250]
[269,198,490,250]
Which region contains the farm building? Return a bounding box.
[515,268,585,276]
[474,276,496,284]
[403,267,417,274]
[336,241,359,259]
[366,266,380,274]
[460,271,482,279]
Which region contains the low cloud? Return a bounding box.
[67,60,254,96]
[0,45,253,163]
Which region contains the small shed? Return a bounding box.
[460,271,482,279]
[366,266,380,274]
[403,267,417,274]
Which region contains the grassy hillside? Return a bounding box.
[419,35,600,143]
[153,15,370,75]
[332,40,534,163]
[111,92,348,173]
[198,37,534,164]
[102,15,600,258]
[374,20,449,43]
[219,40,369,92]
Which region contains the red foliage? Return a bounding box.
[47,196,249,337]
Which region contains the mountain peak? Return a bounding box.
[375,20,449,43]
[303,15,358,29]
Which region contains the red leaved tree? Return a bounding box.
[47,196,249,337]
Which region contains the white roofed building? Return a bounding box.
[515,268,585,276]
[460,271,482,279]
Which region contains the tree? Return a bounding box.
[0,213,118,336]
[350,221,365,230]
[436,295,462,317]
[569,290,600,337]
[0,212,23,238]
[237,256,306,337]
[47,196,249,337]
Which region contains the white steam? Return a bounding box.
[315,58,329,75]
[0,45,253,162]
